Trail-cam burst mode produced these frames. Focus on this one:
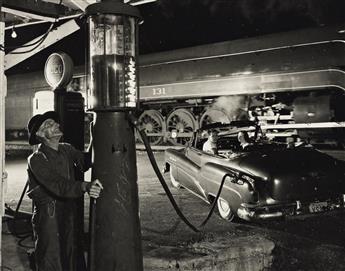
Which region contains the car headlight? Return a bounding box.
[226,172,256,190]
[241,174,255,186]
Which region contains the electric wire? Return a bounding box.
[0,23,54,52]
[4,23,55,53]
[0,0,65,53]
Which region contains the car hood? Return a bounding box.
[233,147,345,201]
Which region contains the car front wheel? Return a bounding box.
[169,166,181,189]
[217,197,235,221]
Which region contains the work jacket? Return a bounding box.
[27,143,91,271]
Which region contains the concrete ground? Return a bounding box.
[2,149,345,270]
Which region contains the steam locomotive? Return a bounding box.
[6,24,345,146]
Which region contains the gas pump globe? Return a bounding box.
[87,1,141,111]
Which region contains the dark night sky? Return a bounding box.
[5,0,345,74]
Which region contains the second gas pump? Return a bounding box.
[44,51,87,270]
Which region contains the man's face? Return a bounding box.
[209,131,218,142]
[37,118,63,140]
[238,132,246,143]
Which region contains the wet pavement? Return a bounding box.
[2,150,345,270]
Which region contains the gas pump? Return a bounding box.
[85,2,229,270]
[44,52,87,270]
[44,52,85,151]
[85,1,143,270]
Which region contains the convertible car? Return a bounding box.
[164,121,345,221]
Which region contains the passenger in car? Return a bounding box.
[203,129,218,155]
[286,136,296,148]
[238,131,253,150]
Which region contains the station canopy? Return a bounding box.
[1,0,155,70]
[2,0,154,28]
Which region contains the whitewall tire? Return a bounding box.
[217,197,235,221]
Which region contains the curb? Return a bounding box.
[144,235,274,271]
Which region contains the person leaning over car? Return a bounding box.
[238,131,253,150]
[203,129,218,154]
[26,111,103,271]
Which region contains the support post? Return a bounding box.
[0,9,6,267]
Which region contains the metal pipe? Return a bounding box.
[0,19,6,267]
[88,199,97,271]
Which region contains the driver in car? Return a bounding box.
[238,131,253,150]
[203,129,218,155]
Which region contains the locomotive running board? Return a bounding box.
[261,121,345,130]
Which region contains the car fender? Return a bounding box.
[165,148,203,195]
[199,162,256,212]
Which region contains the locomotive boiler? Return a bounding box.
[5,24,345,146]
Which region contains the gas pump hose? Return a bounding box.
[131,115,231,232]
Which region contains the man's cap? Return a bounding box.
[27,111,60,145]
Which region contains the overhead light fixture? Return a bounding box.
[11,26,17,39]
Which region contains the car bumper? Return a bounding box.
[237,195,345,221]
[237,207,284,220]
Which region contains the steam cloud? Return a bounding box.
[212,96,249,121]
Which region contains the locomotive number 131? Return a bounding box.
[152,87,166,96]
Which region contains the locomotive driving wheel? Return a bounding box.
[199,108,231,128]
[137,110,165,145]
[166,109,197,146]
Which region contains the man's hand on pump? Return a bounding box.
[82,179,103,198]
[89,179,103,198]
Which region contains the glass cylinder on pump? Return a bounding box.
[88,13,138,111]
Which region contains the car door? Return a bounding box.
[177,147,207,199]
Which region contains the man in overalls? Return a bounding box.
[27,111,103,271]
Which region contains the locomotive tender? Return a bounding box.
[6,24,345,146]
